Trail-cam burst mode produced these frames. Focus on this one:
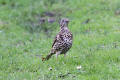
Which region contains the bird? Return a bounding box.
[42,18,73,61]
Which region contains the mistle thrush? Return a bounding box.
[42,18,73,61]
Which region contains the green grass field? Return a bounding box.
[0,0,120,80]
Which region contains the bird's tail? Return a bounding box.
[42,52,55,61]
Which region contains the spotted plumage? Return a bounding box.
[42,18,73,61]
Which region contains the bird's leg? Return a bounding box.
[64,54,66,57]
[56,51,61,60]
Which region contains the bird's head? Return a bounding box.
[59,18,69,28]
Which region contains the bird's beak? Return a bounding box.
[66,19,69,23]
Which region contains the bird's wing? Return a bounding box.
[52,32,63,47]
[52,36,57,47]
[52,34,59,47]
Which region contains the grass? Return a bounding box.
[0,0,120,80]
